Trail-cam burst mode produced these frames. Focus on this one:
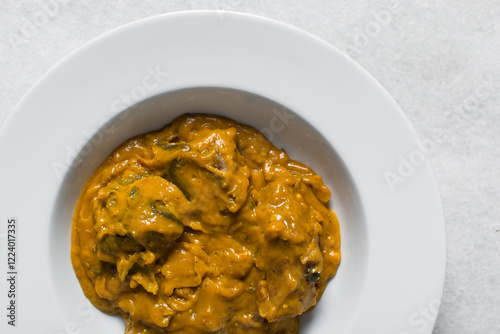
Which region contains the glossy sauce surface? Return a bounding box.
[71,114,341,333]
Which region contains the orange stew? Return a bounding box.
[71,114,341,333]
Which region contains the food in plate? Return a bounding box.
[71,113,341,333]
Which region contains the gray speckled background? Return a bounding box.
[1,1,499,333]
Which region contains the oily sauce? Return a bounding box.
[71,114,341,333]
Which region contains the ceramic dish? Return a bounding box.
[0,11,445,334]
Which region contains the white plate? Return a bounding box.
[0,11,445,334]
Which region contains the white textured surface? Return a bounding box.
[1,1,499,333]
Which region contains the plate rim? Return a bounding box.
[0,10,445,334]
